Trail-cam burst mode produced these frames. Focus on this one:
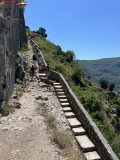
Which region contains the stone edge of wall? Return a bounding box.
[30,39,47,66]
[50,70,119,160]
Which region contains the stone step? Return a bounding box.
[65,112,75,118]
[49,80,56,85]
[61,102,70,107]
[84,151,101,160]
[59,99,68,102]
[53,83,60,85]
[75,135,95,152]
[58,95,67,99]
[62,107,72,112]
[72,127,86,135]
[67,118,81,128]
[39,73,46,77]
[56,89,64,92]
[54,85,63,89]
[57,92,65,95]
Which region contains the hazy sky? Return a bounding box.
[24,0,120,60]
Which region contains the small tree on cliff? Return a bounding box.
[109,83,115,91]
[37,27,47,38]
[99,79,108,89]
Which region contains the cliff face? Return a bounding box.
[0,0,27,108]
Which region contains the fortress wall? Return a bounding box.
[0,0,27,106]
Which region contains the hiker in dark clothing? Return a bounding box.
[30,64,36,79]
[32,54,37,68]
[33,54,37,61]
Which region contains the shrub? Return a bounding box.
[6,51,11,57]
[1,104,15,116]
[53,131,71,149]
[83,95,103,112]
[20,43,29,52]
[55,63,65,73]
[72,64,86,85]
[45,114,56,128]
[109,83,115,91]
[115,105,120,117]
[7,67,12,74]
[92,111,105,123]
[99,78,109,89]
[112,134,120,159]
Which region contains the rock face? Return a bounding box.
[0,1,27,107]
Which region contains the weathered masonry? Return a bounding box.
[0,0,27,108]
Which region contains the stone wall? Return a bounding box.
[0,0,27,107]
[49,70,119,160]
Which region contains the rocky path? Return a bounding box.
[0,81,66,160]
[0,43,85,160]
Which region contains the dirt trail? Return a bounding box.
[0,43,84,160]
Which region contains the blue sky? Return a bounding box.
[24,0,120,60]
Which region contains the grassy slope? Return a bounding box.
[76,58,120,92]
[27,29,120,159]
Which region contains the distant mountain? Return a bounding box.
[76,57,120,92]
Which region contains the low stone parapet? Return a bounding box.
[49,70,119,160]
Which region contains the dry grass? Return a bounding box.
[45,114,56,128]
[52,131,71,149]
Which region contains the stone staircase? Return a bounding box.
[53,82,101,160]
[37,73,101,160]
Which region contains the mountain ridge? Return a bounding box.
[76,57,120,92]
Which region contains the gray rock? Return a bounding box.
[44,97,48,101]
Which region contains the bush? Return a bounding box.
[112,134,120,159]
[109,83,115,91]
[83,95,103,113]
[53,131,71,149]
[6,51,11,57]
[20,43,29,52]
[99,78,109,89]
[1,104,15,116]
[55,63,65,73]
[115,105,120,117]
[92,111,105,123]
[45,114,56,128]
[72,64,86,85]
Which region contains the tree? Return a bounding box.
[99,79,108,89]
[65,50,75,62]
[109,83,115,91]
[37,27,47,38]
[72,64,86,85]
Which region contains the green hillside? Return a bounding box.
[76,58,120,92]
[26,27,120,159]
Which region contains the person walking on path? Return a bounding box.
[38,52,42,59]
[32,54,37,68]
[38,57,43,72]
[30,64,36,80]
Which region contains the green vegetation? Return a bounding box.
[1,104,15,116]
[109,83,115,91]
[45,114,56,128]
[76,58,120,93]
[20,43,29,53]
[99,78,109,89]
[6,51,11,57]
[36,27,47,38]
[26,27,120,159]
[53,131,71,149]
[7,67,12,74]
